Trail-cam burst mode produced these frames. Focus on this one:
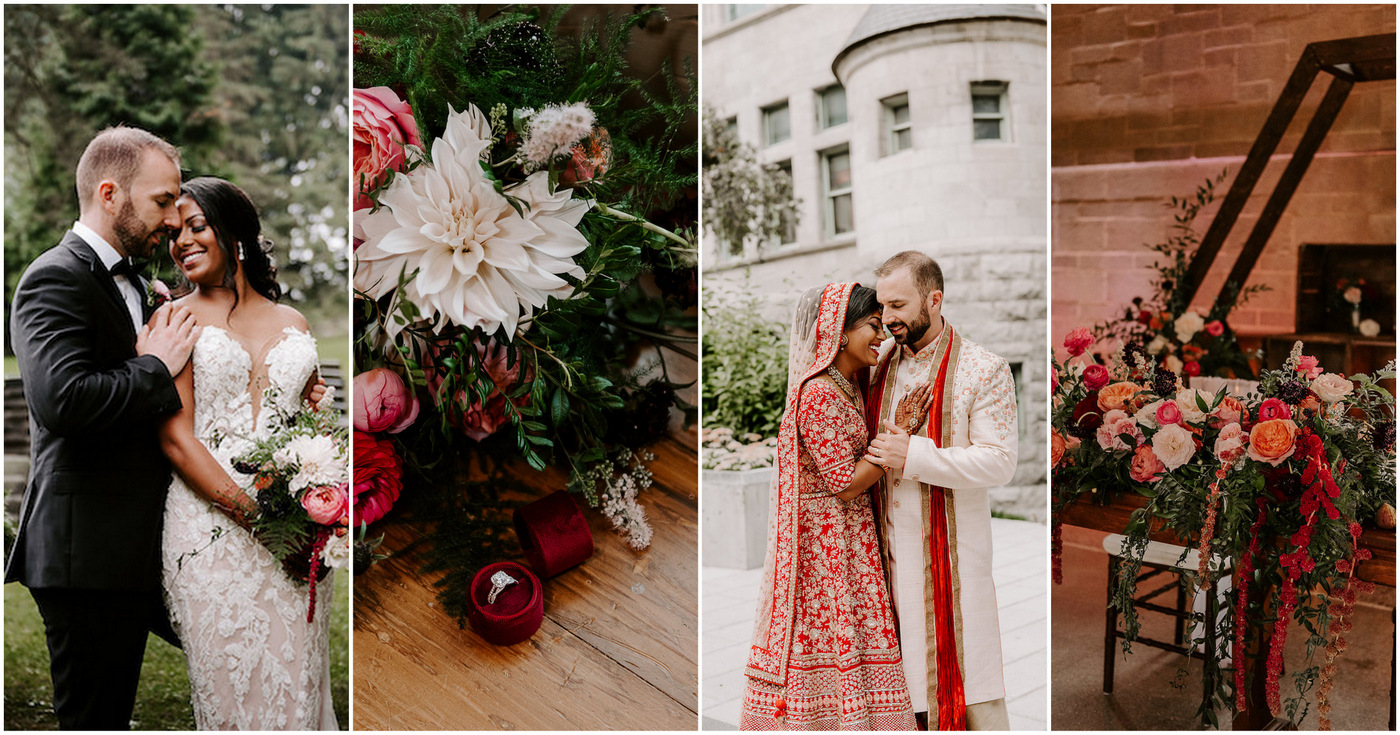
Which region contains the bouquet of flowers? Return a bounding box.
[1089,172,1264,381]
[1051,329,1395,728]
[233,398,351,622]
[350,5,697,620]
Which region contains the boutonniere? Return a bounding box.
[146,279,172,308]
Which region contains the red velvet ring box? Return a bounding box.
[513,490,594,579]
[467,561,543,646]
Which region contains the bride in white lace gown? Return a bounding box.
[156,177,337,730]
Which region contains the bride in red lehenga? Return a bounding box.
[740,282,918,731]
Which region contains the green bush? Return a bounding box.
[702,283,788,437]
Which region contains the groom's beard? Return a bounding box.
[112,200,163,259]
[889,304,931,346]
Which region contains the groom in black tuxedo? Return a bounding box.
[6,126,201,730]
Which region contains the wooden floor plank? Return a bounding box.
[353,429,698,730]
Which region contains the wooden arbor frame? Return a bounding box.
[1178,33,1396,311]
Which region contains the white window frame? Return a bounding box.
[882,93,911,156]
[816,84,847,129]
[820,147,854,239]
[725,4,764,22]
[762,100,790,147]
[971,81,1010,142]
[772,159,796,247]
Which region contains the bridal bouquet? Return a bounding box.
[350,5,697,620]
[1088,172,1264,380]
[1051,329,1395,728]
[233,400,350,621]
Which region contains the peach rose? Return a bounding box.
[1129,444,1166,483]
[302,482,350,526]
[1214,422,1247,465]
[1209,395,1243,429]
[1311,373,1354,404]
[1151,423,1196,470]
[1247,419,1299,466]
[1098,381,1141,413]
[1051,431,1066,468]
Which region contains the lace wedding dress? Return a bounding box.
[161,326,337,730]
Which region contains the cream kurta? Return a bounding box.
[879,331,1017,711]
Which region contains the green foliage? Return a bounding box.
[4,5,349,345]
[702,279,790,437]
[701,105,800,255]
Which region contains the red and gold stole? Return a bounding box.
[867,325,967,730]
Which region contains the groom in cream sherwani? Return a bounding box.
[864,251,1017,730]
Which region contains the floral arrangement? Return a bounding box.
[1089,172,1264,381]
[232,399,350,621]
[1051,328,1395,728]
[701,427,776,472]
[1327,276,1379,334]
[350,5,697,620]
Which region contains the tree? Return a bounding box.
[701,105,800,255]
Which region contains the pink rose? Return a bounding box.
[1209,395,1244,429]
[1214,423,1247,465]
[1151,423,1196,470]
[353,368,420,434]
[1311,373,1354,404]
[1205,320,1224,337]
[1082,364,1110,391]
[1296,355,1323,380]
[1064,327,1093,357]
[302,482,349,526]
[1155,400,1183,426]
[1097,409,1144,452]
[353,87,423,209]
[353,431,402,525]
[1129,445,1166,483]
[1257,397,1290,422]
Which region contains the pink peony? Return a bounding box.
[1155,400,1183,426]
[302,482,350,526]
[1151,423,1197,470]
[1257,398,1291,422]
[353,431,402,525]
[1129,444,1166,483]
[353,87,423,209]
[1064,327,1093,357]
[1082,364,1110,391]
[1296,355,1323,380]
[1214,423,1248,465]
[1205,320,1224,337]
[353,368,420,434]
[1097,409,1144,452]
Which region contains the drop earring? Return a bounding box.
[840,335,849,348]
[237,241,245,261]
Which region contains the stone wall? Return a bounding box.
[1052,5,1397,355]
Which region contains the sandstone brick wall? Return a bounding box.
[1052,4,1396,354]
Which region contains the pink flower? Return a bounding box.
[1214,423,1248,465]
[353,431,402,525]
[302,482,349,526]
[1097,409,1144,452]
[1257,397,1291,422]
[1064,327,1093,357]
[558,129,612,188]
[1129,445,1166,483]
[353,87,423,209]
[1205,320,1224,337]
[1155,400,1183,426]
[1082,364,1110,391]
[1209,395,1244,429]
[427,339,530,441]
[353,368,420,434]
[1296,355,1323,380]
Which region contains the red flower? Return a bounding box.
[1082,363,1110,391]
[1137,310,1152,325]
[1183,360,1201,377]
[1205,320,1224,337]
[1064,327,1093,357]
[353,431,403,526]
[1071,394,1104,433]
[1257,398,1290,422]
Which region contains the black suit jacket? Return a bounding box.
[5,231,182,590]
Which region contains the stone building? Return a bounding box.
[703,4,1049,517]
[1052,5,1396,351]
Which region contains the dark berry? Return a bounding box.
[1277,380,1308,405]
[1153,369,1179,397]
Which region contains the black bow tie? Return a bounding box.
[110,257,150,277]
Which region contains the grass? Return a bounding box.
[4,580,350,730]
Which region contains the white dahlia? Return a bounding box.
[354,103,589,339]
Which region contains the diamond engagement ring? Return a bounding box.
[486,570,518,604]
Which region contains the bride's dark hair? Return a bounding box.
[179,176,282,306]
[843,285,880,330]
